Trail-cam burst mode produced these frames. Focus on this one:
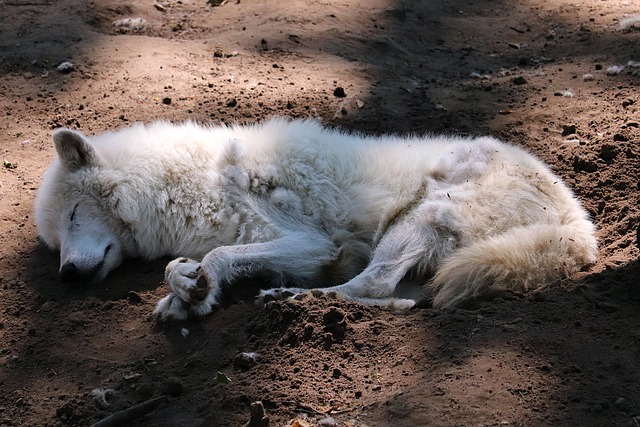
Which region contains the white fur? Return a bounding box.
[35,118,597,320]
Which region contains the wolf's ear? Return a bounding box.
[52,129,100,171]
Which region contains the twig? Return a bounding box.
[90,395,168,427]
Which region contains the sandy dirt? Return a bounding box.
[0,0,639,426]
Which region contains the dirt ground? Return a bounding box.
[0,0,639,425]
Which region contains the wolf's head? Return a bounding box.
[35,129,136,284]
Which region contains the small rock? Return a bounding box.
[40,301,58,312]
[56,62,75,73]
[561,124,577,136]
[599,144,617,163]
[606,65,624,75]
[127,291,143,304]
[333,86,346,97]
[613,133,629,142]
[512,76,527,85]
[233,352,260,371]
[154,3,167,12]
[56,402,75,420]
[227,98,238,108]
[318,417,338,427]
[68,312,89,326]
[554,89,574,97]
[162,97,172,105]
[582,73,595,81]
[572,156,598,173]
[91,388,116,409]
[113,17,146,32]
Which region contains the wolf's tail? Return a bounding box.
[429,220,598,308]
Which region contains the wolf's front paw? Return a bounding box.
[154,292,190,321]
[154,291,217,321]
[164,258,212,303]
[155,258,217,321]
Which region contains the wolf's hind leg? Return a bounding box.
[262,202,460,308]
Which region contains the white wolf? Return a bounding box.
[35,118,597,320]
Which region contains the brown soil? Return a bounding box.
[0,0,639,426]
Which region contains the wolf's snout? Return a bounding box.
[59,262,98,284]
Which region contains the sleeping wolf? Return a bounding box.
[35,118,597,320]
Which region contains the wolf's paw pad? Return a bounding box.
[154,292,216,321]
[164,258,212,304]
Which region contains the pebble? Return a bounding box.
[127,291,143,303]
[606,65,624,75]
[233,352,260,370]
[561,124,577,136]
[113,17,146,32]
[318,417,338,427]
[333,86,346,97]
[56,62,74,73]
[599,144,617,162]
[39,301,58,312]
[512,76,527,85]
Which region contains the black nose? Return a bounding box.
[59,262,97,284]
[59,262,77,283]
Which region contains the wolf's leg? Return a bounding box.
[154,230,337,320]
[261,201,460,308]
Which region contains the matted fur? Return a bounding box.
[35,118,597,320]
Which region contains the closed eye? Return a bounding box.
[70,204,79,221]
